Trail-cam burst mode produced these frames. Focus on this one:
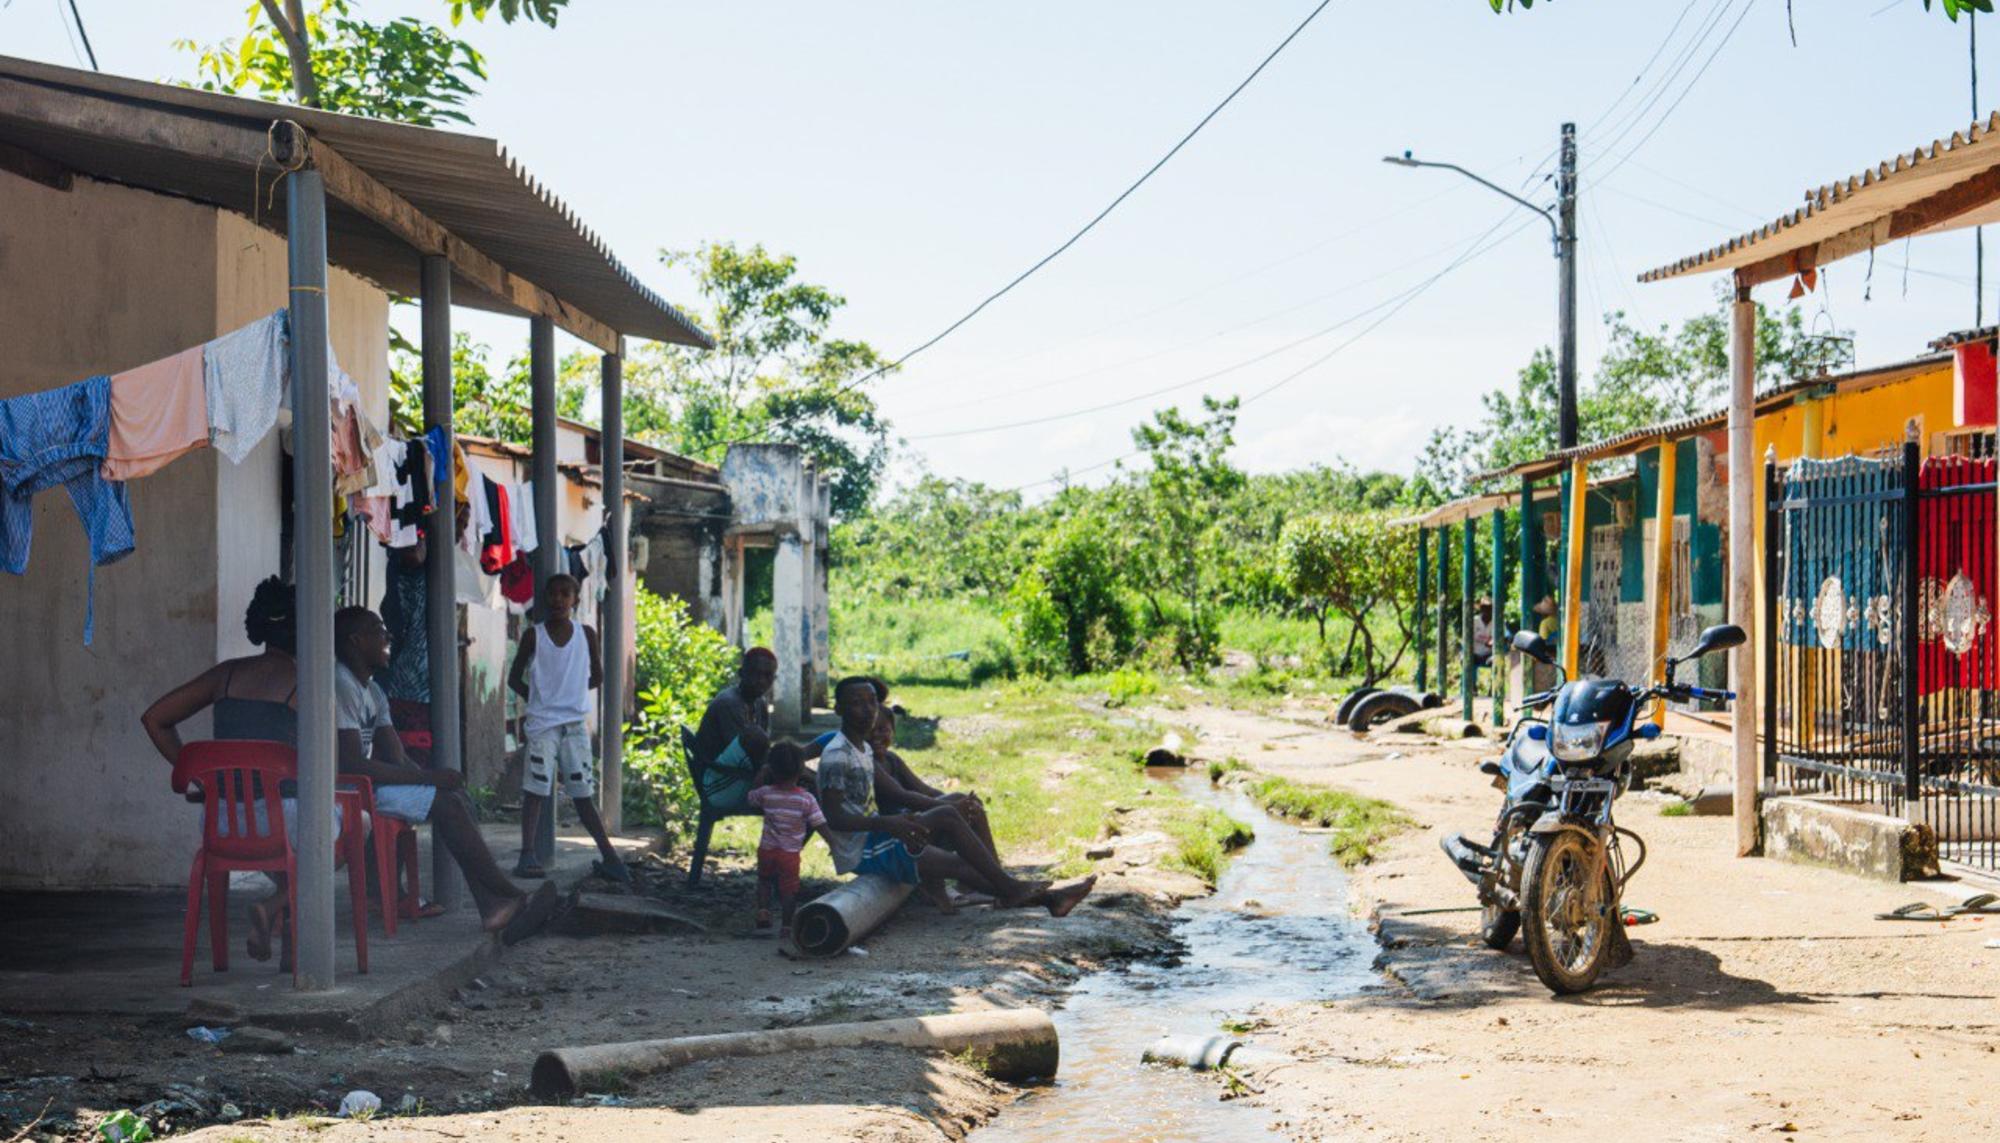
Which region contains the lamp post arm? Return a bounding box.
[1384,156,1561,250]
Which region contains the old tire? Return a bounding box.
[1480,903,1521,951]
[1347,690,1420,732]
[1334,687,1380,726]
[1520,830,1616,995]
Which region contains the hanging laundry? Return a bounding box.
[101,346,209,481]
[581,533,608,602]
[358,438,407,547]
[480,480,516,574]
[565,543,588,583]
[481,475,506,550]
[424,426,451,496]
[451,440,472,508]
[0,375,136,644]
[500,552,536,606]
[205,310,287,464]
[510,478,539,553]
[387,438,434,548]
[461,469,493,558]
[331,404,371,496]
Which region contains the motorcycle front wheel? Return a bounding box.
[1520,829,1617,994]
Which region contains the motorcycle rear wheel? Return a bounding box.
[1480,903,1520,950]
[1520,829,1617,995]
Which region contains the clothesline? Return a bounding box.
[2,308,613,641]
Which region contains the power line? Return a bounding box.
[1002,213,1536,492]
[1592,0,1759,186]
[844,0,1339,393]
[63,0,97,70]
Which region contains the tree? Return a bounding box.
[178,0,565,126]
[1278,513,1414,684]
[623,242,894,517]
[1122,396,1246,670]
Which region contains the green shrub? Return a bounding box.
[622,589,737,835]
[1105,667,1160,708]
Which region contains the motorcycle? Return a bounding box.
[1441,622,1744,994]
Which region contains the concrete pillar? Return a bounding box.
[420,254,463,908]
[722,536,746,648]
[1728,283,1759,857]
[695,529,726,633]
[772,533,807,732]
[286,167,337,991]
[810,479,831,710]
[599,343,625,834]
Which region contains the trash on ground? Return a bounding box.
[337,1090,382,1118]
[183,1026,231,1045]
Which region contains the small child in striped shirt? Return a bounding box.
[746,742,826,944]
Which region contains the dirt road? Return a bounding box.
[1177,700,2000,1142]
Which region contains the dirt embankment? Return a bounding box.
[1174,700,2000,1142]
[1,788,1211,1143]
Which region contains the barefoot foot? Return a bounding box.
[1044,875,1097,917]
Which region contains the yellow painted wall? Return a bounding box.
[1752,363,1956,464]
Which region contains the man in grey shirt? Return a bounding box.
[693,647,776,767]
[335,606,550,936]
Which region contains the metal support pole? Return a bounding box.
[1900,440,1922,803]
[530,316,559,865]
[1518,476,1536,635]
[1649,439,1678,727]
[1415,529,1429,691]
[287,167,337,991]
[1727,282,1759,857]
[1435,524,1450,696]
[1763,458,1782,783]
[599,344,626,834]
[1562,458,1587,677]
[1460,518,1475,721]
[1557,122,1579,450]
[420,255,463,909]
[1490,506,1505,725]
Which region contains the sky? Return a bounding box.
[6,0,1994,496]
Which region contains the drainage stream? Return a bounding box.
[972,770,1377,1142]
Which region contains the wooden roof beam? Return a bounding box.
[286,125,621,354]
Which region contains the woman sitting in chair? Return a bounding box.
[140,576,307,964]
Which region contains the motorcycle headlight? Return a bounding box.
[1550,719,1609,762]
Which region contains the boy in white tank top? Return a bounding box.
[508,574,628,882]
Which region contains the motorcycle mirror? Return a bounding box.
[1526,724,1549,741]
[1688,623,1747,658]
[1478,759,1505,778]
[1511,629,1556,665]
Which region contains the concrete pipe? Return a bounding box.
[1142,1034,1289,1072]
[793,874,915,957]
[531,1008,1059,1097]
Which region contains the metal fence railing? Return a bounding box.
[1766,443,2000,871]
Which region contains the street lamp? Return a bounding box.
[1384,124,1578,450]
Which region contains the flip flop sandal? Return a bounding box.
[1945,892,2000,916]
[512,859,547,879]
[1875,901,1951,922]
[401,900,449,921]
[949,892,998,909]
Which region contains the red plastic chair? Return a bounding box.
[338,775,421,936]
[173,741,370,985]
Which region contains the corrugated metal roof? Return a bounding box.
[1931,326,1998,351]
[1471,352,1951,484]
[1639,111,2000,284]
[0,55,709,349]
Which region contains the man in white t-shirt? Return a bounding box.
[335,606,552,937]
[816,676,1095,917]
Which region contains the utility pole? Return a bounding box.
[1557,122,1579,450]
[1975,11,1984,326]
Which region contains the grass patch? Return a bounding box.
[1165,806,1254,885]
[1659,800,1693,817]
[1247,774,1408,867]
[1207,756,1249,782]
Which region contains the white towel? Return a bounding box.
[204,311,287,464]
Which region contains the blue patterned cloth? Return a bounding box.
[0,375,135,644]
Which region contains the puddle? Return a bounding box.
[972,770,1376,1142]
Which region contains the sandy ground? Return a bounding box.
[1175,699,2000,1142]
[2,799,1207,1143]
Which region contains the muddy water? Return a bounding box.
[973,770,1377,1142]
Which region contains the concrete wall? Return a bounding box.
[716,444,830,730]
[0,175,389,888]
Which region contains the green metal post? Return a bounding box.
[1460,518,1475,720]
[1519,475,1537,633]
[1435,521,1450,697]
[1415,528,1429,691]
[1490,506,1506,725]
